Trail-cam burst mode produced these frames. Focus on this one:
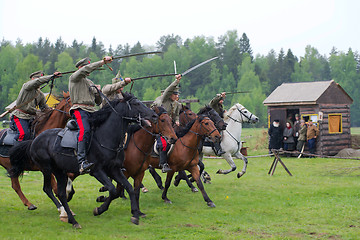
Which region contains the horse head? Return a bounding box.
[225,103,259,124]
[196,115,221,144]
[121,92,158,124]
[198,105,227,131]
[151,106,178,144]
[179,105,197,127]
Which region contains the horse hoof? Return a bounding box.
[140,212,147,218]
[60,216,68,223]
[73,223,82,229]
[216,169,222,174]
[28,204,37,210]
[191,188,198,192]
[207,202,216,208]
[99,186,108,192]
[93,207,100,216]
[164,199,172,204]
[141,187,149,193]
[96,196,106,202]
[131,216,139,225]
[237,172,244,178]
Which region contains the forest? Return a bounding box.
[0,30,359,126]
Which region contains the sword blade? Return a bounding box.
[181,56,219,76]
[112,51,163,60]
[174,60,177,74]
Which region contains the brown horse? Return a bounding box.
[0,91,72,210]
[149,115,221,207]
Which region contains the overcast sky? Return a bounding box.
[1,0,359,57]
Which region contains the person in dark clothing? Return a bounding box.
[268,119,282,153]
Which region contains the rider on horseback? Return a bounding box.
[152,74,182,173]
[208,92,227,156]
[10,70,62,142]
[68,56,112,174]
[101,70,131,104]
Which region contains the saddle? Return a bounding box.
[56,120,79,150]
[0,128,17,157]
[151,140,175,158]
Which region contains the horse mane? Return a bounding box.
[197,105,212,115]
[223,104,238,121]
[180,104,190,113]
[175,115,205,138]
[32,108,54,131]
[152,105,167,116]
[89,99,122,128]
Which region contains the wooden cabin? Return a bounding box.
[263,80,353,156]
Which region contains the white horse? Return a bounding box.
[200,103,259,178]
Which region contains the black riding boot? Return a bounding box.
[77,141,94,175]
[159,151,172,173]
[211,141,226,156]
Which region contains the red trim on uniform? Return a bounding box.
[73,110,85,142]
[160,136,167,151]
[13,116,25,141]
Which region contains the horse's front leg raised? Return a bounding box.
[234,152,248,178]
[189,166,215,208]
[216,152,237,174]
[162,171,175,204]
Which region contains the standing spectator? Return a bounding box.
[306,119,319,157]
[296,119,307,153]
[268,119,282,153]
[283,122,295,155]
[293,114,301,146]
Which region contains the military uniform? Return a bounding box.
[152,76,181,173]
[101,71,128,105]
[69,57,105,174]
[209,94,225,118]
[10,71,51,141]
[152,78,180,124]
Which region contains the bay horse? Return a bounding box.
[148,115,221,207]
[0,91,72,210]
[9,93,158,228]
[149,105,226,191]
[201,103,259,178]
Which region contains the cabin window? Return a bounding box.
[301,114,318,126]
[328,114,342,133]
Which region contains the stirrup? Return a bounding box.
[79,161,94,175]
[161,163,172,173]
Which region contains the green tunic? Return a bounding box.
[209,94,225,117]
[69,60,103,113]
[152,79,180,123]
[11,75,52,119]
[101,80,127,106]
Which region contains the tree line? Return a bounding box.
[1,30,359,126]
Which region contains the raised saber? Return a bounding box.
[111,51,163,60]
[131,56,219,81]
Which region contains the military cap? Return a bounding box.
[295,114,299,117]
[29,71,44,79]
[112,71,124,84]
[75,57,91,68]
[172,86,181,95]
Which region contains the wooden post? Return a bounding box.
[268,149,292,176]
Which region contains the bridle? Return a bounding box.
[226,106,253,124]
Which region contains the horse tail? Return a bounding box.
[8,140,33,178]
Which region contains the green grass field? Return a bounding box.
[1,127,360,239]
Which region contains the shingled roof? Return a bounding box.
[263,80,353,106]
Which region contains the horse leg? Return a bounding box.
[50,174,58,196]
[174,170,198,192]
[10,177,37,210]
[41,170,63,212]
[91,170,118,216]
[111,169,141,225]
[216,153,237,174]
[234,152,248,178]
[133,173,146,217]
[162,171,175,204]
[189,166,215,208]
[148,166,164,190]
[52,170,80,228]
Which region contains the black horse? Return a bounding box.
[9,92,158,228]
